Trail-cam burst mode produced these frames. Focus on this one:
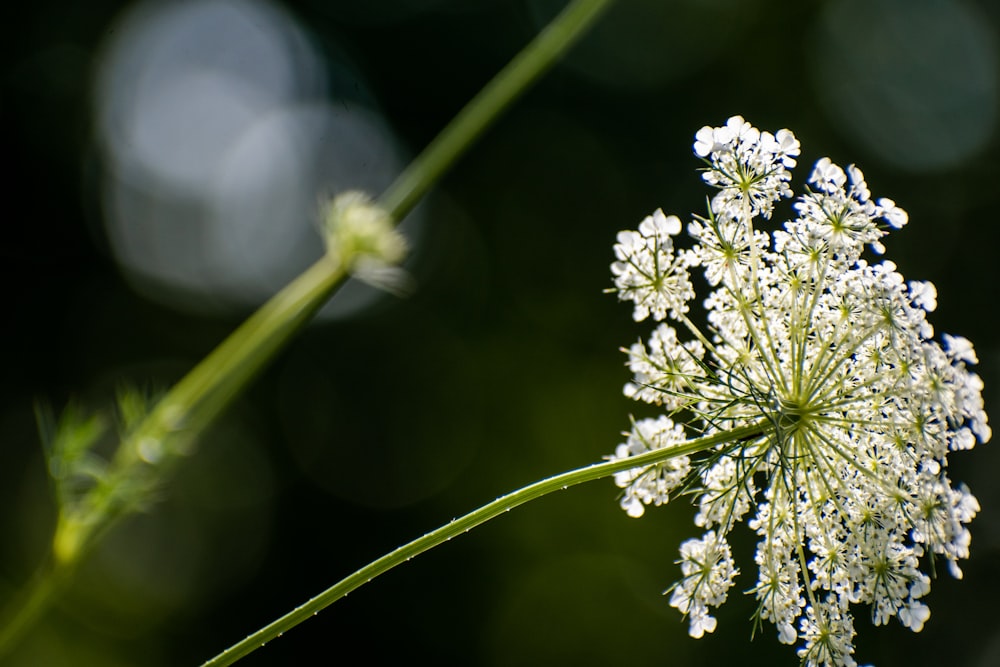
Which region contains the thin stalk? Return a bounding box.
[52,254,349,566]
[0,561,70,655]
[0,0,618,655]
[378,0,617,221]
[201,422,767,667]
[0,256,350,659]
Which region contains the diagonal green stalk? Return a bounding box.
[50,254,350,567]
[0,0,616,658]
[378,0,617,221]
[0,560,70,657]
[0,255,351,659]
[201,422,767,667]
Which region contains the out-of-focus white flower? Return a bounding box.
[322,190,410,293]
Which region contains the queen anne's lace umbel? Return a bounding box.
[608,116,990,667]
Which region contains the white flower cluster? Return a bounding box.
[608,116,990,667]
[610,209,694,322]
[611,415,691,518]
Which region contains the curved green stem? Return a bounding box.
[201,422,766,667]
[378,0,616,221]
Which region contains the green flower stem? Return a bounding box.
[0,561,70,656]
[377,0,616,221]
[3,0,618,657]
[132,0,618,460]
[0,255,351,660]
[132,254,347,448]
[202,421,767,667]
[48,0,619,572]
[51,254,350,566]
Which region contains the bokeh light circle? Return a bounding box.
[810,0,998,172]
[93,0,414,316]
[527,0,761,90]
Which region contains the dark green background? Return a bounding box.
[4,0,1000,665]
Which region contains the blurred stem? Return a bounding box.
[0,255,349,660]
[0,561,71,656]
[1,0,616,657]
[51,254,350,566]
[45,0,618,571]
[377,0,616,220]
[202,422,768,667]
